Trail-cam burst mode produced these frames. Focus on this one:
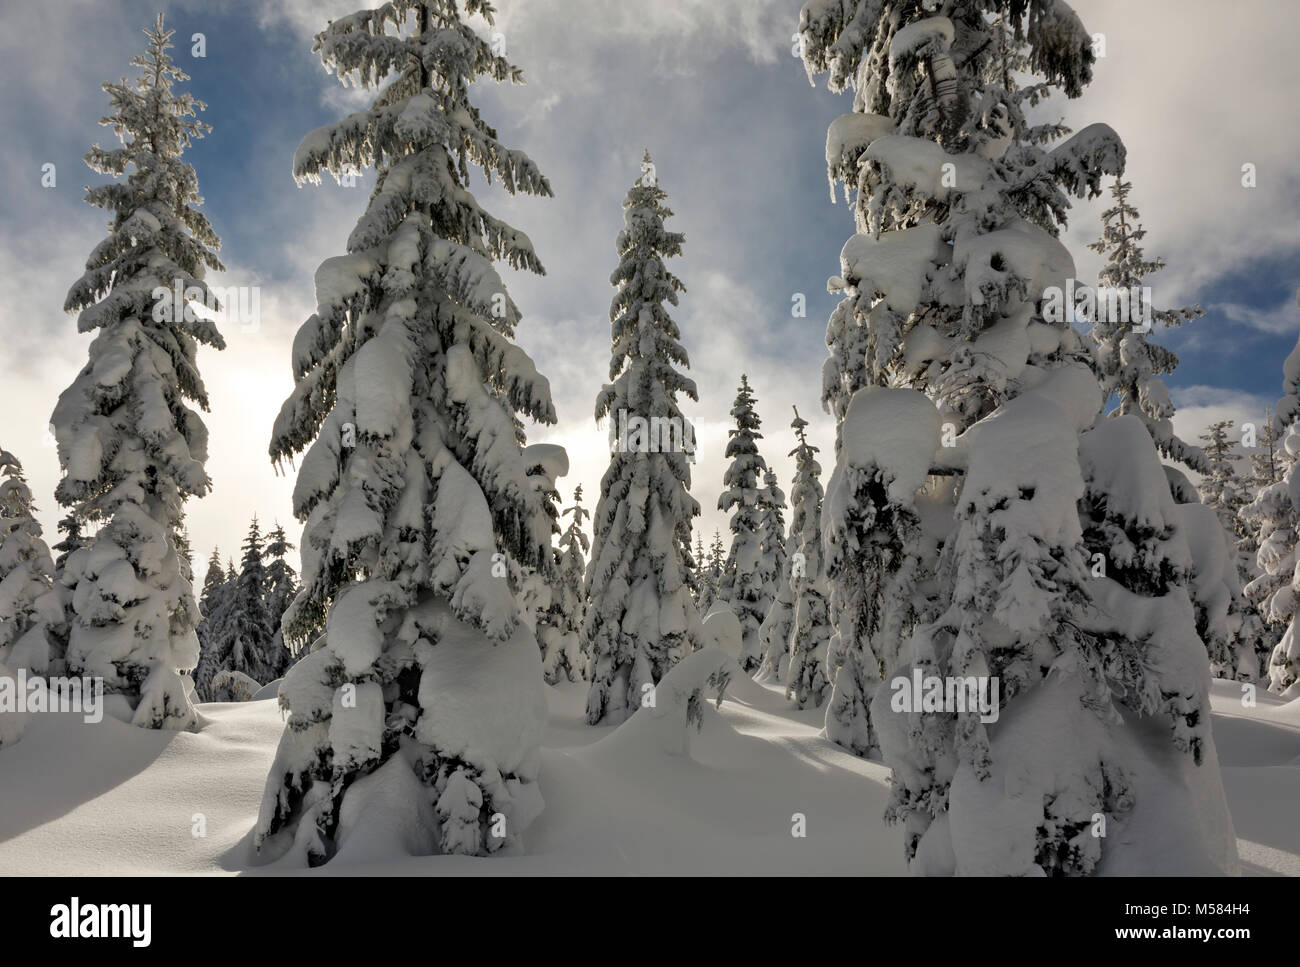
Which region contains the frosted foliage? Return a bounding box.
[257,0,559,864]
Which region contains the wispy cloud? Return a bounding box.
[1208,295,1300,336]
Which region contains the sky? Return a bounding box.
[0,0,1297,575]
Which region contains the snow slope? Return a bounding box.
[0,674,1294,876]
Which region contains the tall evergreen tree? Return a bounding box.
[200,548,224,609]
[1244,407,1293,671]
[758,465,797,683]
[1087,179,1205,474]
[1248,336,1300,693]
[195,520,279,699]
[194,547,228,695]
[757,467,788,623]
[784,410,832,709]
[0,450,64,674]
[583,152,705,725]
[717,374,771,672]
[542,486,588,684]
[229,518,278,685]
[52,514,85,576]
[1195,420,1261,678]
[256,0,559,863]
[1249,409,1286,492]
[801,0,1234,874]
[51,15,223,729]
[174,517,195,587]
[1200,421,1250,549]
[697,530,725,616]
[263,523,300,674]
[692,532,710,610]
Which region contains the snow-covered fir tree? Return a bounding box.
[1086,178,1205,473]
[199,549,225,610]
[681,527,702,606]
[1249,409,1286,493]
[1248,335,1300,694]
[0,450,64,674]
[195,519,282,699]
[229,519,279,686]
[783,410,832,709]
[758,466,797,682]
[194,548,229,695]
[583,151,705,725]
[717,374,772,672]
[1196,419,1262,678]
[692,532,712,611]
[1200,421,1251,559]
[51,514,85,575]
[520,448,574,686]
[697,530,725,615]
[174,517,195,587]
[255,0,559,863]
[52,14,223,730]
[1244,407,1293,675]
[757,467,788,618]
[757,570,795,683]
[541,486,588,684]
[800,0,1236,874]
[263,524,301,667]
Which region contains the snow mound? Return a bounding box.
[889,16,954,61]
[522,443,570,483]
[864,136,994,202]
[209,669,262,703]
[834,224,946,314]
[0,670,1290,875]
[825,113,896,197]
[0,662,28,748]
[895,672,1238,876]
[411,600,548,780]
[251,678,283,701]
[701,604,743,661]
[836,387,940,504]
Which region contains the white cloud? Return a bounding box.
[6,0,1300,573]
[1170,384,1274,452]
[1056,1,1300,306]
[1208,295,1300,336]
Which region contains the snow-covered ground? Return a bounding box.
[0,675,1295,876]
